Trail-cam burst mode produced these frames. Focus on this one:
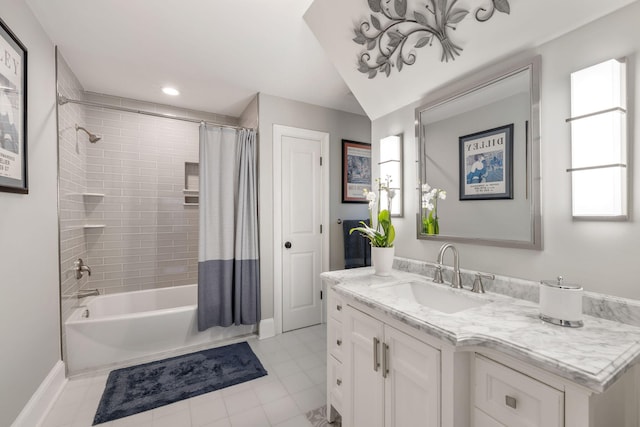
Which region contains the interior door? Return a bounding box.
[281,130,323,332]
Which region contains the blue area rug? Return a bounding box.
[93,342,267,425]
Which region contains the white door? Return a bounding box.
[276,126,328,332]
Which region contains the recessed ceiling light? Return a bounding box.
[162,87,180,96]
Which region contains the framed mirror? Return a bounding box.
[416,56,542,249]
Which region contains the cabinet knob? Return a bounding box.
[505,395,517,409]
[336,378,342,386]
[336,304,342,311]
[336,339,342,346]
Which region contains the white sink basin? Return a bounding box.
[377,280,489,314]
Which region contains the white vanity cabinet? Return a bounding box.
[342,304,440,427]
[473,354,564,427]
[325,281,640,427]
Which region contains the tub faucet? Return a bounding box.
[76,289,99,299]
[433,243,463,289]
[74,258,92,280]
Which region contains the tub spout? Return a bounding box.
[76,289,99,299]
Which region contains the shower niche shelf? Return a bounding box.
[184,162,199,206]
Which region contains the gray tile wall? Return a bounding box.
[80,93,239,294]
[57,52,88,364]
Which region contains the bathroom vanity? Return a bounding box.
[322,260,640,427]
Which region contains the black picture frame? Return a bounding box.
[459,124,513,200]
[342,139,371,203]
[0,17,28,194]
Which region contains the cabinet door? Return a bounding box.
[344,306,385,427]
[384,325,440,427]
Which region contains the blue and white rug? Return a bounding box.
[93,341,266,425]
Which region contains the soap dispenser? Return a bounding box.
[539,276,584,327]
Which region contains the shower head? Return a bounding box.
[75,124,101,143]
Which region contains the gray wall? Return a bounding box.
[372,2,640,300]
[0,2,60,425]
[257,93,371,319]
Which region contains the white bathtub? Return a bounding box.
[65,284,256,374]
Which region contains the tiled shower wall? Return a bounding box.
[57,53,88,330]
[57,56,240,298]
[81,93,239,294]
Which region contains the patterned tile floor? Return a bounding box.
[41,324,328,427]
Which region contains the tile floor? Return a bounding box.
[41,324,328,427]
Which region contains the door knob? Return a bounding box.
[284,241,292,249]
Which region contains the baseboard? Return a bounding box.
[11,360,66,427]
[259,318,276,339]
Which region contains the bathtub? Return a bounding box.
[65,284,256,374]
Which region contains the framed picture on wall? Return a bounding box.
[342,139,371,203]
[459,124,513,200]
[0,17,28,194]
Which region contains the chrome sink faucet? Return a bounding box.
[433,243,463,289]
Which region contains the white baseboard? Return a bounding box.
[259,318,276,339]
[11,360,66,427]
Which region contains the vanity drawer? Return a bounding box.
[328,291,344,323]
[328,354,343,413]
[474,354,564,427]
[328,316,344,361]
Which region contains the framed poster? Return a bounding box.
[342,139,371,203]
[459,124,513,200]
[0,17,28,194]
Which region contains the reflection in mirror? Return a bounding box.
[417,57,541,249]
[379,134,403,217]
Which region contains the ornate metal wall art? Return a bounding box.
[353,0,511,78]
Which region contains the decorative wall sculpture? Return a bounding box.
[353,0,511,78]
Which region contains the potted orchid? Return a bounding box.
[422,183,446,235]
[350,176,396,275]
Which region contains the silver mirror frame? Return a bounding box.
[415,56,542,249]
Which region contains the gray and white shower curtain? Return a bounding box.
[198,125,260,331]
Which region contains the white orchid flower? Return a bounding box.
[388,189,396,199]
[438,190,447,200]
[421,183,431,193]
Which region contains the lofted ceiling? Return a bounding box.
[26,0,637,120]
[306,0,638,119]
[25,0,366,117]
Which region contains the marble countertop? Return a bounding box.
[322,267,640,393]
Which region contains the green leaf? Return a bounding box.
[415,36,430,48]
[448,8,468,24]
[378,209,391,223]
[414,11,429,27]
[387,224,395,246]
[371,15,381,30]
[493,0,510,14]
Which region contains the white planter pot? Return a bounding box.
[371,246,395,276]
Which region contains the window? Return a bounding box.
[568,59,627,218]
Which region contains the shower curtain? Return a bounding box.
[197,125,260,331]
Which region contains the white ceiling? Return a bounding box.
[25,0,366,117]
[26,0,637,120]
